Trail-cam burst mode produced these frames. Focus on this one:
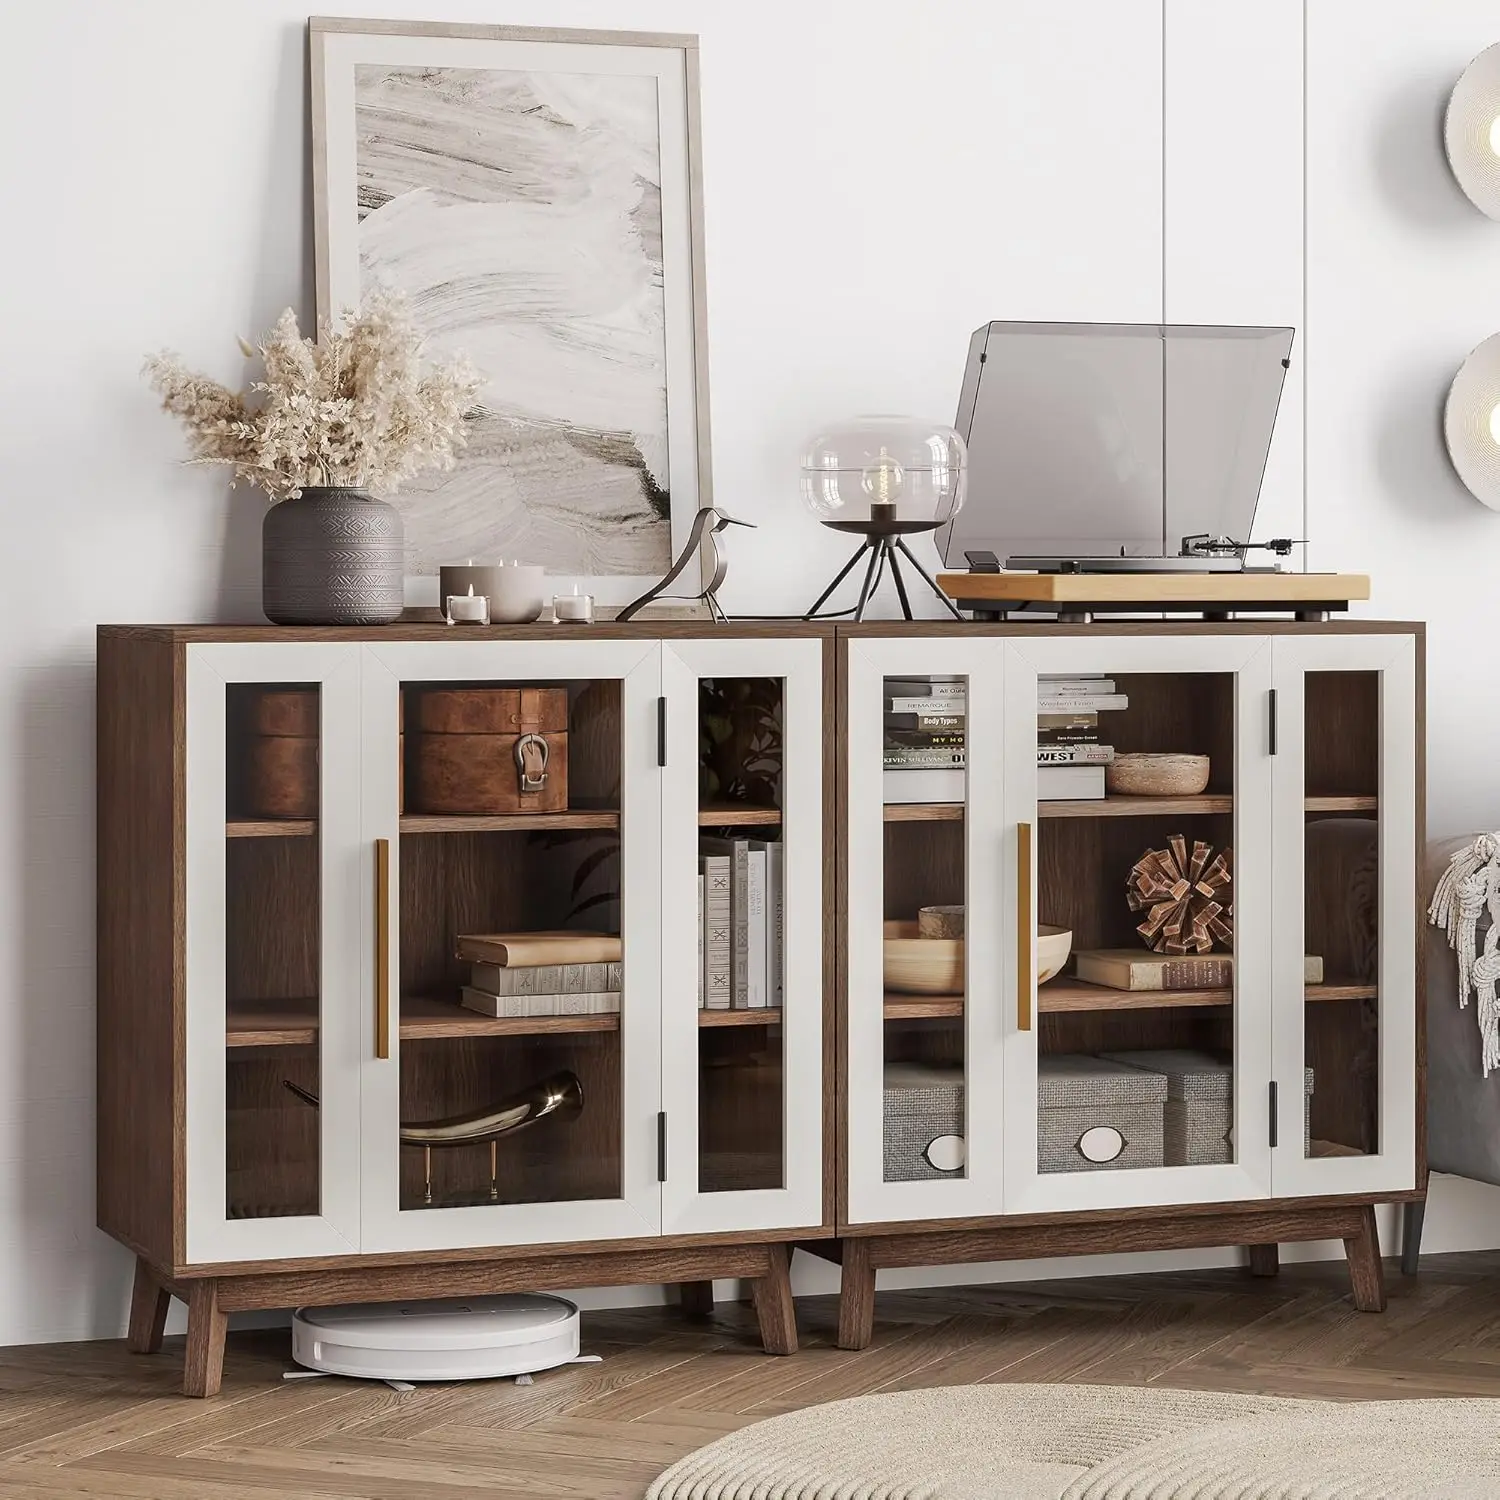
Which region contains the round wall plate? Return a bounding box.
[1447,43,1500,219]
[1445,333,1500,511]
[292,1293,580,1383]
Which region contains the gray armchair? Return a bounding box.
[1404,835,1500,1272]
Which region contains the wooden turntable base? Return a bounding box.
[938,571,1371,622]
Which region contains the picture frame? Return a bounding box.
[310,17,714,608]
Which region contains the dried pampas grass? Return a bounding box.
[145,290,483,501]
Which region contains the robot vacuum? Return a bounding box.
[291,1293,580,1383]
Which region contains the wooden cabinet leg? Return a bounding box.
[126,1257,171,1355]
[749,1244,797,1356]
[1401,1200,1426,1276]
[836,1238,876,1351]
[678,1280,715,1319]
[1247,1243,1279,1278]
[183,1280,228,1397]
[1343,1205,1387,1312]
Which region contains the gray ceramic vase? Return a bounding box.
[262,486,404,626]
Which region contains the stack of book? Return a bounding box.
[457,931,623,1017]
[698,836,784,1010]
[883,676,966,804]
[1037,675,1126,801]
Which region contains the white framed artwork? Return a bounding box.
[311,18,714,607]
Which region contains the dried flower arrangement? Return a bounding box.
[144,291,483,501]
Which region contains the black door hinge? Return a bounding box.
[657,696,668,767]
[1268,1081,1279,1148]
[1268,688,1279,756]
[657,1111,668,1180]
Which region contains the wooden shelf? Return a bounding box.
[1040,795,1234,819]
[884,995,965,1020]
[886,795,1374,822]
[400,995,620,1039]
[884,802,965,823]
[698,801,781,827]
[226,995,625,1047]
[400,810,620,834]
[1037,980,1377,1013]
[226,999,318,1048]
[226,820,317,839]
[698,1007,784,1027]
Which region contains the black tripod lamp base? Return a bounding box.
[802,534,963,622]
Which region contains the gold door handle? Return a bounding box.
[375,837,391,1060]
[1017,821,1033,1033]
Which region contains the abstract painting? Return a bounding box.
[312,22,711,603]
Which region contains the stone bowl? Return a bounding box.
[1105,752,1211,797]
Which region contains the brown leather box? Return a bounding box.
[410,686,569,815]
[245,688,318,819]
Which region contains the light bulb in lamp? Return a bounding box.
[1491,115,1500,155]
[1490,403,1500,445]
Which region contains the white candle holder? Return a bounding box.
[552,591,595,624]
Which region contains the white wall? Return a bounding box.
[0,0,1495,1345]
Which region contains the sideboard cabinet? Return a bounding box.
[98,624,833,1394]
[98,620,1422,1393]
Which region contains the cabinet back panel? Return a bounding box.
[226,837,320,1003]
[699,1027,784,1194]
[1106,674,1236,795]
[1305,672,1378,798]
[225,1050,320,1220]
[883,821,965,921]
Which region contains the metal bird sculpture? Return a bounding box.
[615,504,755,623]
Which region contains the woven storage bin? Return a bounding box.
[1102,1050,1315,1165]
[1038,1055,1166,1174]
[883,1063,965,1181]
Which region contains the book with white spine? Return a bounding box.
[697,871,705,1008]
[700,853,732,1009]
[746,848,767,1009]
[750,840,784,1008]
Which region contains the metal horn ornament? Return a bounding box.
[282,1069,584,1147]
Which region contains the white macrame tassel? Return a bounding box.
[1428,832,1500,1076]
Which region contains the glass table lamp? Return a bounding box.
[801,415,966,620]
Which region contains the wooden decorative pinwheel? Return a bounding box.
[1127,836,1234,954]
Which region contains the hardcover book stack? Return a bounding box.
[1036,674,1125,801]
[883,676,966,804]
[457,931,623,1017]
[698,837,784,1010]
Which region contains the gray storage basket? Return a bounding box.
[1102,1050,1315,1165]
[883,1062,965,1181]
[1037,1055,1167,1174]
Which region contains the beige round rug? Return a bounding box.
[646,1383,1500,1499]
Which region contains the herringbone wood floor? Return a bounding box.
[1,1251,1499,1498]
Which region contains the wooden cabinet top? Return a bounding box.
[97,619,1424,645]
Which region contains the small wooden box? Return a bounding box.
[410,686,569,815]
[245,688,318,820]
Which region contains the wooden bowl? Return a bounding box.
[883,921,1075,993]
[884,920,963,995]
[1105,752,1210,797]
[1037,924,1073,984]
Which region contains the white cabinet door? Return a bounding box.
[1268,634,1418,1198]
[1001,635,1275,1215]
[844,636,1008,1226]
[358,640,663,1252]
[659,637,826,1234]
[184,643,364,1264]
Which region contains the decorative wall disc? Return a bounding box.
[1446,42,1500,219]
[1445,333,1500,511]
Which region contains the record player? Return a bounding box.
[934,321,1368,620]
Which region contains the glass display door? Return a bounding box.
[1269,634,1418,1197]
[844,635,1008,1226]
[358,640,662,1253]
[1001,635,1275,1215]
[184,642,364,1264]
[659,636,826,1233]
